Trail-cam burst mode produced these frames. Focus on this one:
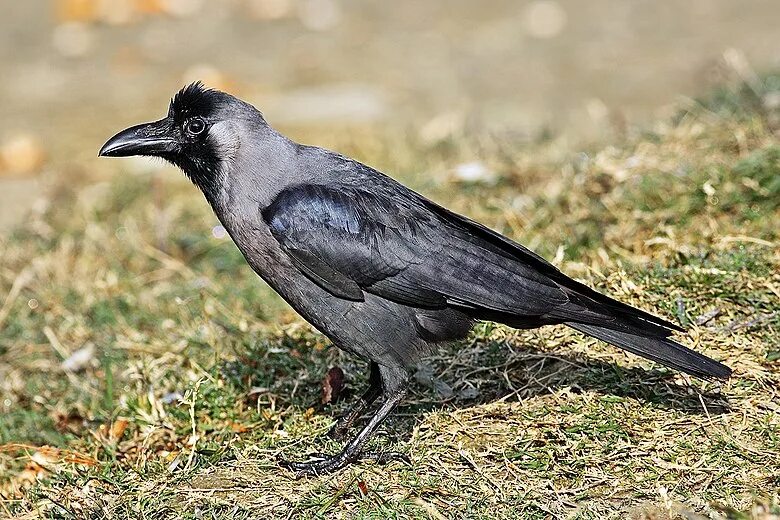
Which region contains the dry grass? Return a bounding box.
[1,76,779,519]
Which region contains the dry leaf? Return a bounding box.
[321,366,344,405]
[110,418,129,441]
[229,422,249,433]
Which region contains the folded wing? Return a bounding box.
[262,183,569,317]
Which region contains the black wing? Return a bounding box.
[261,176,732,380]
[262,183,570,317]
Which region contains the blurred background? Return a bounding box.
[1,0,779,232]
[1,2,779,512]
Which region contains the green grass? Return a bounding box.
[1,76,779,519]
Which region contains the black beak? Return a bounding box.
[99,118,177,157]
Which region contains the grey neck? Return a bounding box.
[209,123,301,230]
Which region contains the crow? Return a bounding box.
[100,83,731,475]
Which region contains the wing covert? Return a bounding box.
[262,182,568,314]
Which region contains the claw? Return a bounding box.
[277,449,410,476]
[277,452,350,477]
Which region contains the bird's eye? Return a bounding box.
[185,117,206,136]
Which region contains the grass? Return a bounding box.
[1,73,779,519]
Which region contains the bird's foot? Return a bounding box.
[277,452,351,477]
[278,450,410,477]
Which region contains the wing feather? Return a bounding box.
[262,182,569,315]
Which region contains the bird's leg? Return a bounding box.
[327,362,382,440]
[279,365,410,476]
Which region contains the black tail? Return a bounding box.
[566,322,732,380]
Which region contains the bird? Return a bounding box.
[100,82,731,476]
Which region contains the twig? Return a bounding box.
[43,326,69,360]
[722,312,778,332]
[183,379,204,472]
[695,308,722,326]
[458,449,503,499]
[0,268,33,330]
[676,297,688,327]
[718,235,775,247]
[43,326,86,390]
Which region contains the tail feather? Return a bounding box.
[567,322,732,380]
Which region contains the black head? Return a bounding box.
[100,82,257,199]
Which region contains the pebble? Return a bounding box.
[61,343,96,372]
[453,161,496,184]
[0,134,46,176]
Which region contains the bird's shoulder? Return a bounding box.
[262,154,435,237]
[264,149,558,274]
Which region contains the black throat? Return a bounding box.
[167,150,223,204]
[166,83,227,203]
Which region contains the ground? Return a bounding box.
[0,77,779,519]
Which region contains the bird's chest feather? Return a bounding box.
[218,210,354,327]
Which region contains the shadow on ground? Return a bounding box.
[217,328,731,452]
